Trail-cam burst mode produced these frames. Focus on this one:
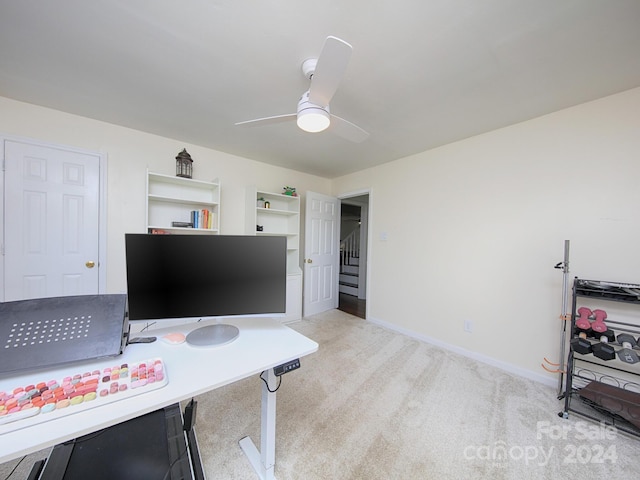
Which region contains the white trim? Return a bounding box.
[0,133,108,297]
[368,315,556,387]
[338,187,370,199]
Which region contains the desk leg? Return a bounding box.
[239,369,277,480]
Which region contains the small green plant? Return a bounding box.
[283,186,297,196]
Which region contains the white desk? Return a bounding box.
[0,317,318,480]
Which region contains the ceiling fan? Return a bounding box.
[235,36,369,143]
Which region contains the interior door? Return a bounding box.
[2,139,102,301]
[303,191,339,317]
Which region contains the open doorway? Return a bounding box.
[338,194,368,319]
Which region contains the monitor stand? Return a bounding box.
[186,324,239,347]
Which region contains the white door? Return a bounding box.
[2,139,102,301]
[303,191,339,317]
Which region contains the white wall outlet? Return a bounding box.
[464,319,474,333]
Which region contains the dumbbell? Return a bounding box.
[570,332,592,355]
[574,307,593,336]
[590,309,608,335]
[592,329,616,361]
[616,334,640,364]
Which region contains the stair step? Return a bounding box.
[339,274,358,286]
[340,271,358,277]
[339,284,358,296]
[341,265,359,275]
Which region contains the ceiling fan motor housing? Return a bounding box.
[302,58,318,80]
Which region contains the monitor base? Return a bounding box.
[186,324,239,347]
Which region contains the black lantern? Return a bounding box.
[175,148,193,178]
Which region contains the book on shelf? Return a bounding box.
[190,209,216,229]
[171,221,194,228]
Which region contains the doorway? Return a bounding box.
[338,194,368,319]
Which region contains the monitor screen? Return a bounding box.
[125,234,287,322]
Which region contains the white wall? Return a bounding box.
[0,96,331,293]
[332,87,640,382]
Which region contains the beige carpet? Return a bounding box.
[2,309,639,479]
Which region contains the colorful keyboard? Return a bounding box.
[0,357,167,434]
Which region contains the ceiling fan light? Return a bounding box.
[297,107,330,133]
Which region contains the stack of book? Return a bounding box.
[190,209,215,229]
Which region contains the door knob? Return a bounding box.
[306,259,313,264]
[85,261,95,268]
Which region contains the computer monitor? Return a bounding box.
[124,234,287,347]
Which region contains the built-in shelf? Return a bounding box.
[146,171,220,234]
[246,187,302,322]
[246,188,301,275]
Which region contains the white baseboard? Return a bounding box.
[367,315,556,388]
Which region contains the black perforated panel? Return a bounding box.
[0,294,127,377]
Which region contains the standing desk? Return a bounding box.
[0,317,318,480]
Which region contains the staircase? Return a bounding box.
[339,227,361,296]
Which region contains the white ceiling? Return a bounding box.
[1,1,640,178]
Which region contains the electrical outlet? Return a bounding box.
[464,320,474,333]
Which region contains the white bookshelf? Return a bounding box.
[246,187,302,322]
[146,171,220,234]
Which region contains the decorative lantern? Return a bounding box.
[175,148,193,178]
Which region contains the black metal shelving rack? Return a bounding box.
[560,278,640,437]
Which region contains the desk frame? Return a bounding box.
[239,369,278,480]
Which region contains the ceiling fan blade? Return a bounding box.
[308,36,352,107]
[235,113,296,127]
[329,115,369,143]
